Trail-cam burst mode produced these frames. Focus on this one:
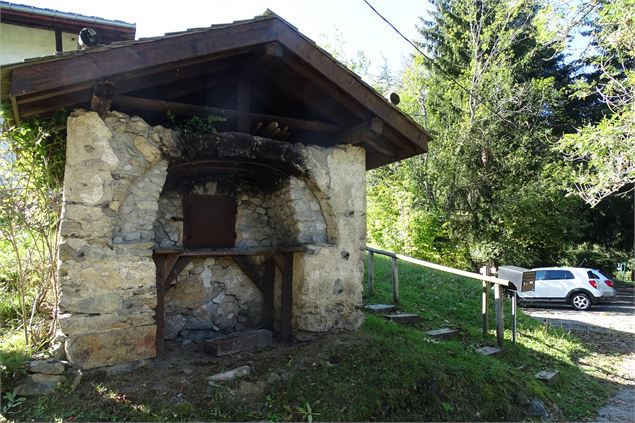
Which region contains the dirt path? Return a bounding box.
[523,286,635,422]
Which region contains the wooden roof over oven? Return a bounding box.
[1,11,430,169]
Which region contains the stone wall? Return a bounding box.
[290,145,366,332]
[58,109,366,369]
[58,110,178,369]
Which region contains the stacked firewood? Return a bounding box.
[252,121,290,140]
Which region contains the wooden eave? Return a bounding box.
[0,3,136,43]
[1,13,430,169]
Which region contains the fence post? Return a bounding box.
[511,290,517,347]
[494,282,504,348]
[481,265,490,338]
[367,251,375,295]
[391,256,399,304]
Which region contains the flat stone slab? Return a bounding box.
[365,304,397,313]
[199,329,273,357]
[384,313,421,324]
[535,370,559,385]
[425,328,459,339]
[476,346,502,357]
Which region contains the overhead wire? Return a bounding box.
[361,0,519,127]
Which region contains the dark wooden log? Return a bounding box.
[200,329,273,356]
[90,80,116,117]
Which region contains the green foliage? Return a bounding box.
[367,0,593,268]
[166,111,226,135]
[554,0,635,206]
[0,108,65,349]
[1,390,26,414]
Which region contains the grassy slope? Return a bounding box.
[5,255,616,421]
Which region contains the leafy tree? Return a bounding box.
[369,0,588,268]
[554,0,635,206]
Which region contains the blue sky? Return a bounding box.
[13,0,433,79]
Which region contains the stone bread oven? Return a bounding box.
[3,12,430,370]
[57,110,366,368]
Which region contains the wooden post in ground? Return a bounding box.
[494,282,504,348]
[511,290,517,347]
[367,251,375,295]
[481,265,490,338]
[391,256,399,304]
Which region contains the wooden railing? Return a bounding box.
[365,246,517,349]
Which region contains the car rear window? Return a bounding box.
[587,270,600,279]
[545,270,575,280]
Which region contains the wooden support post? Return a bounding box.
[262,258,275,330]
[391,256,399,304]
[494,283,504,348]
[152,253,180,358]
[511,290,517,347]
[155,276,166,357]
[367,251,375,295]
[280,253,293,344]
[54,28,63,54]
[481,265,490,338]
[236,79,250,132]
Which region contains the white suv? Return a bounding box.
[516,267,616,311]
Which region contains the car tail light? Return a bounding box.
[588,280,598,289]
[604,279,614,287]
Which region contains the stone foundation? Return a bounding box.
[58,110,366,369]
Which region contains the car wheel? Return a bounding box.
[571,293,591,311]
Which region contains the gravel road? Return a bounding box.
[522,286,635,422]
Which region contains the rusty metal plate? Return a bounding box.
[183,194,236,248]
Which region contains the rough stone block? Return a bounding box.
[365,304,397,313]
[65,325,156,369]
[28,360,65,375]
[14,373,65,396]
[384,313,421,324]
[425,328,459,339]
[200,329,273,356]
[476,346,502,357]
[535,370,559,385]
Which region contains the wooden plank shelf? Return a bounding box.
[153,246,310,256]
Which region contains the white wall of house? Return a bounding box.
[0,23,78,65]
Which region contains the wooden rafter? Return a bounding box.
[114,95,341,133]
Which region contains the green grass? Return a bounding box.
[4,254,617,421]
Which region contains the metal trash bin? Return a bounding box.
[497,265,535,292]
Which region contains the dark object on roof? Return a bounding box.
[79,27,101,48]
[1,10,430,169]
[0,1,136,44]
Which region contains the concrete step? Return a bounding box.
[535,370,559,385]
[384,313,421,324]
[365,304,397,313]
[476,346,502,357]
[425,328,459,339]
[198,329,273,356]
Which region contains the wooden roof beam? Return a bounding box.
[337,117,383,145]
[274,19,429,150]
[9,17,278,97]
[114,95,341,133]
